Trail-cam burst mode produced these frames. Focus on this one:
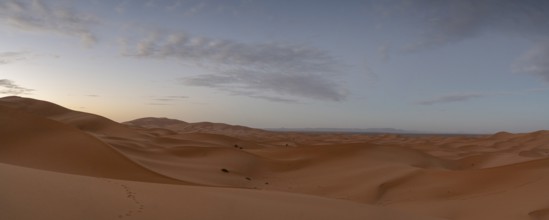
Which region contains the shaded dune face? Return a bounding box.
[0,100,181,184]
[2,96,549,220]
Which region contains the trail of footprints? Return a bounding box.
[117,183,144,218]
[101,179,144,219]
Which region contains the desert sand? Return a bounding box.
[2,96,549,220]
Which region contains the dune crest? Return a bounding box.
[2,96,549,220]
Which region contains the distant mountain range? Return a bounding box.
[124,117,419,134]
[265,127,419,134]
[124,117,424,134]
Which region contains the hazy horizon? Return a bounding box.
[2,0,549,133]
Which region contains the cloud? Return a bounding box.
[122,30,347,102]
[146,103,172,106]
[223,90,299,103]
[0,51,28,64]
[149,95,188,103]
[377,44,390,62]
[0,0,98,45]
[115,0,210,15]
[0,79,34,95]
[152,98,175,102]
[114,0,130,14]
[398,0,549,51]
[415,88,549,106]
[183,69,346,102]
[248,95,299,103]
[512,40,549,82]
[416,93,483,105]
[524,87,549,93]
[166,95,188,99]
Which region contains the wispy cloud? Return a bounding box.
[248,95,299,103]
[152,98,175,102]
[183,68,346,102]
[395,0,549,52]
[416,93,484,105]
[148,95,188,104]
[122,30,347,102]
[115,0,210,15]
[0,51,28,64]
[512,39,549,82]
[0,0,98,45]
[416,88,549,105]
[224,90,299,103]
[0,79,34,95]
[377,44,390,62]
[165,95,188,99]
[155,95,187,100]
[146,103,172,106]
[385,1,549,84]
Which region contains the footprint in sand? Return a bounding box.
[122,184,144,217]
[99,181,144,219]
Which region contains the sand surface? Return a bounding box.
[2,96,549,220]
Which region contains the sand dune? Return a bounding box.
[0,104,180,184]
[2,96,549,220]
[0,163,445,220]
[125,117,266,137]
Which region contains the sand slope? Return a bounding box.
[0,163,446,220]
[0,104,180,184]
[2,96,549,220]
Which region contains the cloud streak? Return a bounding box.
[122,30,347,102]
[0,51,28,64]
[0,0,98,45]
[222,90,299,103]
[377,44,390,62]
[0,79,34,95]
[385,1,549,84]
[513,39,549,82]
[147,95,188,105]
[416,93,483,105]
[396,0,549,51]
[416,88,549,106]
[183,69,346,102]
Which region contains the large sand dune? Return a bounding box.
[2,96,549,220]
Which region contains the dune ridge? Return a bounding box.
[2,96,549,220]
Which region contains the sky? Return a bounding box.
[1,0,549,133]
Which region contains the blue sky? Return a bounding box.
[1,0,549,133]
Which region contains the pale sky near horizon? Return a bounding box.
[1,0,549,133]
